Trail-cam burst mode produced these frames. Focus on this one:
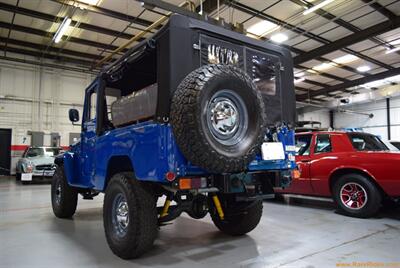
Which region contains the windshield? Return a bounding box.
[25,148,44,158]
[348,133,388,151]
[44,148,62,156]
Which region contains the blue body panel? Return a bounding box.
[61,121,296,192]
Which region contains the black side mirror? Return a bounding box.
[69,109,80,123]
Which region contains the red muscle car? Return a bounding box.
[277,131,400,218]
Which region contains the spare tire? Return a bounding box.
[171,64,267,173]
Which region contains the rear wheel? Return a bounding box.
[103,173,158,259]
[51,165,78,218]
[171,64,267,173]
[333,173,382,218]
[210,195,263,236]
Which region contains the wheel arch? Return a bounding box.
[328,167,386,197]
[54,155,64,166]
[103,155,134,191]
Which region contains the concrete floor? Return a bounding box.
[0,176,399,268]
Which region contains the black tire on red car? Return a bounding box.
[170,64,267,173]
[103,172,158,259]
[332,173,382,218]
[209,194,263,236]
[51,164,78,218]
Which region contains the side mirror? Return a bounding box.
[69,109,80,123]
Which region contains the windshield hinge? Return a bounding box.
[193,42,201,50]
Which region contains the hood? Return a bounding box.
[27,156,55,166]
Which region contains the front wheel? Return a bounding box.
[332,173,382,218]
[51,165,78,218]
[210,195,263,236]
[103,173,158,259]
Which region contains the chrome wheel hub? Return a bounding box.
[116,201,129,228]
[112,193,129,237]
[55,183,62,205]
[340,182,368,210]
[206,90,248,146]
[209,97,239,136]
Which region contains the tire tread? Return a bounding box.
[170,64,267,173]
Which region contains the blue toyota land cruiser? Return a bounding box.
[51,14,297,259]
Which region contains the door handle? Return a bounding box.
[300,159,311,163]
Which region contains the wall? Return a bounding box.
[0,58,96,173]
[298,96,400,141]
[333,97,400,141]
[297,109,331,128]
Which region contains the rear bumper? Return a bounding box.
[209,169,294,200]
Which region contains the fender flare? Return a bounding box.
[55,152,75,185]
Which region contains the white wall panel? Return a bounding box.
[301,96,400,141]
[298,110,331,128]
[0,59,95,173]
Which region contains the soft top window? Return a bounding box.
[105,48,157,97]
[348,133,388,151]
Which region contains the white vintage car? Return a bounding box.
[16,147,62,183]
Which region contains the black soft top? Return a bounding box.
[102,14,292,78]
[95,14,295,125]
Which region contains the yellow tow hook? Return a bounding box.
[160,195,173,218]
[212,194,225,220]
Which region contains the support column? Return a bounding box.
[329,110,334,129]
[387,98,391,140]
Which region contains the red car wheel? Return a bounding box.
[333,173,382,218]
[340,182,368,210]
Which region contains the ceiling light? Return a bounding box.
[385,47,400,54]
[356,65,371,72]
[247,20,277,37]
[79,0,100,5]
[54,17,72,43]
[270,33,288,43]
[384,74,400,83]
[306,69,317,74]
[389,39,400,46]
[303,0,335,15]
[332,54,358,64]
[362,80,387,89]
[313,62,336,71]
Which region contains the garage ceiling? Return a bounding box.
[0,0,399,103]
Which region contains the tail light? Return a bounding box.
[292,169,301,179]
[165,171,176,182]
[179,177,207,190]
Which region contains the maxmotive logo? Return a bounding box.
[336,262,400,267]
